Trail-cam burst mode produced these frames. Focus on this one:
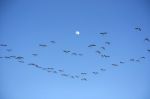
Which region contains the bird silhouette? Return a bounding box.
[88,44,96,47]
[99,32,107,35]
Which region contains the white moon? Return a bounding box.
[75,31,80,35]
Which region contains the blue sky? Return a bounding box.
[0,0,150,99]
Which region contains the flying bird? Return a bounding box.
[32,54,38,56]
[63,50,71,53]
[144,38,150,42]
[39,44,47,47]
[50,41,56,44]
[96,50,101,54]
[135,27,142,31]
[112,64,118,66]
[81,78,87,81]
[6,49,12,52]
[105,41,110,45]
[81,73,87,75]
[100,46,105,50]
[72,52,77,56]
[92,72,99,75]
[99,32,107,35]
[88,44,96,47]
[0,44,7,47]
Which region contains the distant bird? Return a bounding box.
[112,64,118,66]
[50,41,56,44]
[72,52,77,56]
[140,56,146,59]
[120,61,125,64]
[93,72,98,74]
[100,68,106,71]
[135,27,141,31]
[101,54,110,58]
[136,60,140,62]
[130,58,135,61]
[6,49,12,52]
[0,44,7,47]
[75,75,79,78]
[99,32,107,35]
[10,56,16,58]
[88,44,96,47]
[63,50,71,53]
[32,54,38,56]
[96,50,101,54]
[144,38,150,42]
[61,74,69,77]
[81,73,87,75]
[70,76,75,79]
[78,53,83,56]
[16,56,24,60]
[105,41,110,45]
[58,69,64,72]
[53,71,57,74]
[5,56,10,59]
[81,78,87,81]
[18,60,24,63]
[39,44,47,47]
[47,68,54,70]
[100,46,105,50]
[147,49,150,52]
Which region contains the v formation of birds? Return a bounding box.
[0,27,149,81]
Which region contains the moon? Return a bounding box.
[75,31,80,35]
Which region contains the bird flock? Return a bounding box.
[0,27,149,81]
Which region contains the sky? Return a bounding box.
[0,0,150,99]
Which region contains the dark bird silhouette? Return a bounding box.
[63,50,71,53]
[78,53,83,56]
[147,49,150,52]
[100,46,105,50]
[105,41,110,45]
[16,56,24,60]
[39,44,47,47]
[92,72,99,75]
[112,64,118,66]
[53,71,57,74]
[6,49,12,52]
[32,54,38,56]
[81,72,87,75]
[101,54,110,58]
[120,61,125,64]
[70,76,75,79]
[10,56,16,58]
[88,44,96,47]
[99,32,107,35]
[72,52,77,56]
[0,44,7,47]
[50,41,56,44]
[61,74,69,77]
[96,50,101,54]
[100,68,106,71]
[130,58,135,61]
[136,60,140,62]
[81,78,87,81]
[5,56,11,59]
[18,60,24,63]
[75,75,79,78]
[135,27,141,31]
[145,38,150,42]
[140,56,146,59]
[58,69,64,72]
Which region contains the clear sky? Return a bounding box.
[0,0,150,99]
